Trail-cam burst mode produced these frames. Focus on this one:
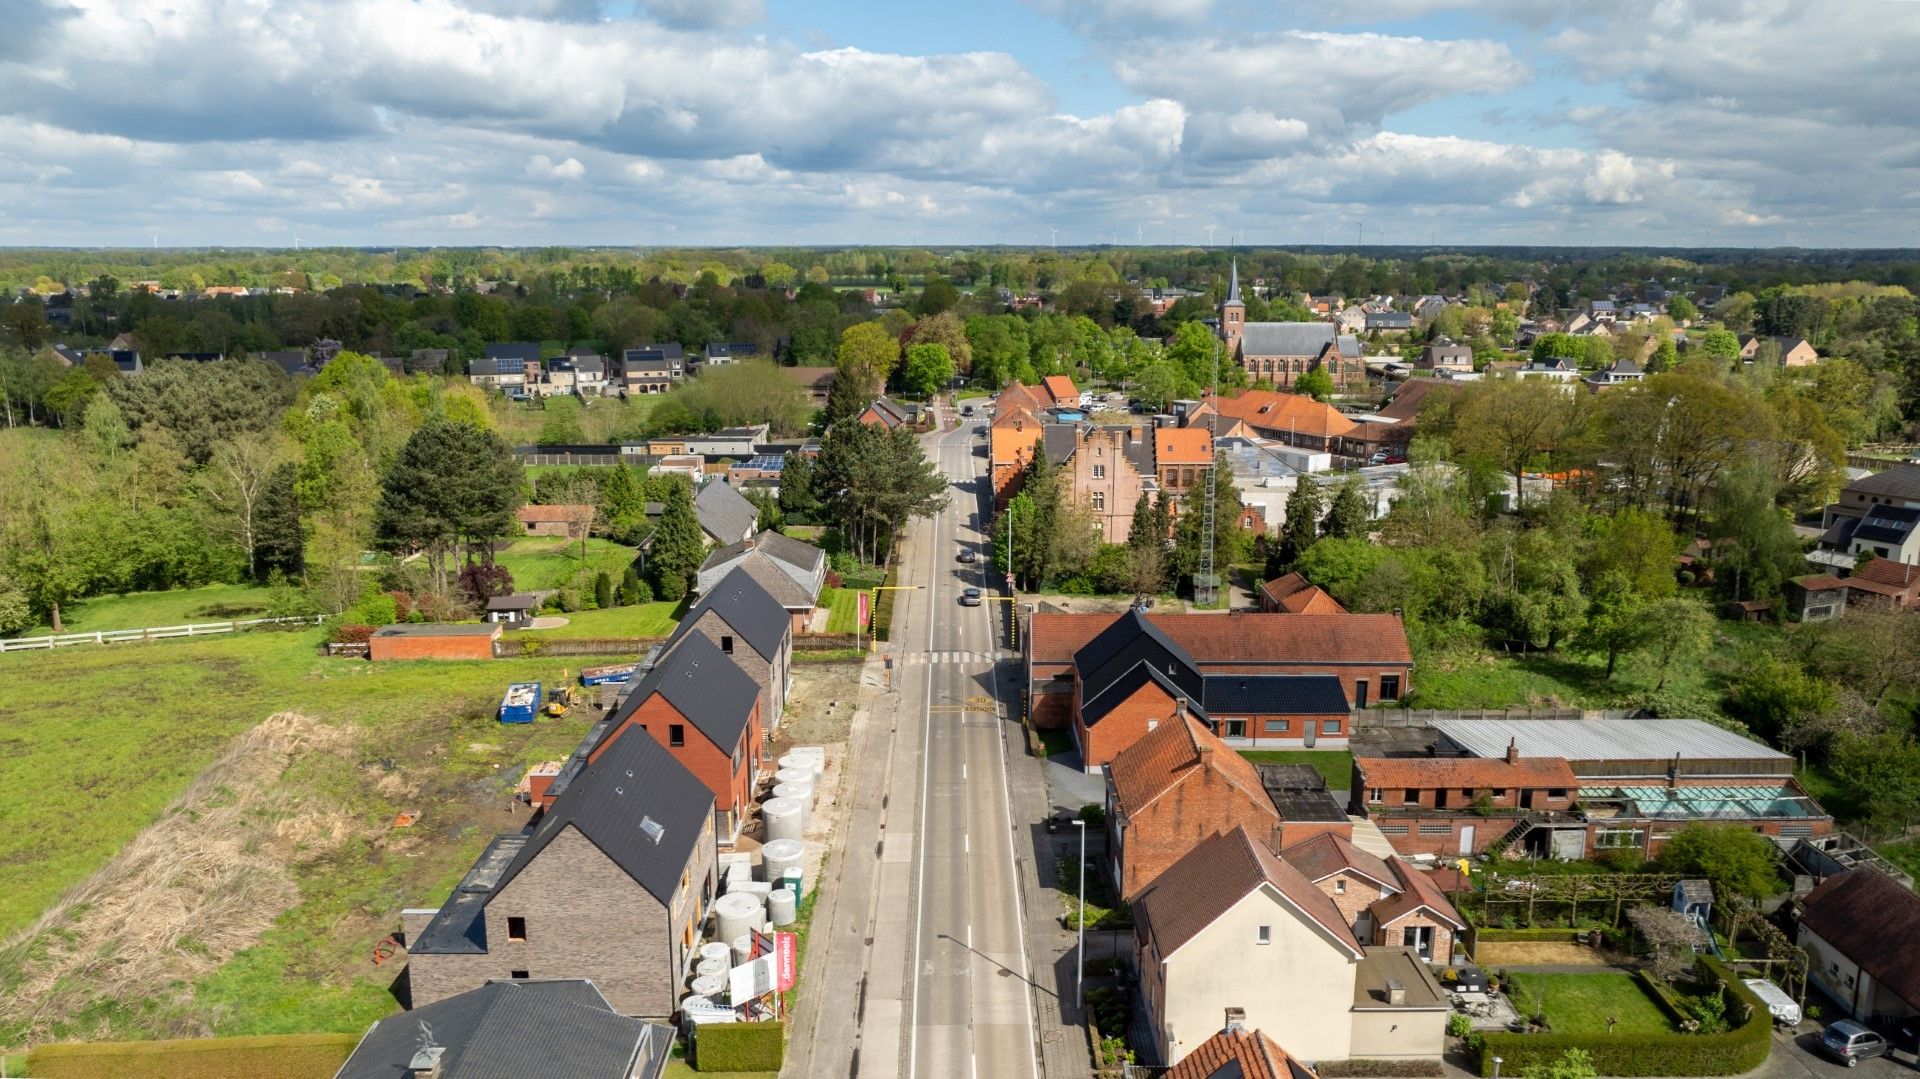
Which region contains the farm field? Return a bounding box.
[0,627,602,1048]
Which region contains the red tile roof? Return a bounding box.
[1041,374,1078,405]
[517,504,594,523]
[1200,390,1357,440]
[1852,558,1920,592]
[1108,713,1275,822]
[1354,755,1578,790]
[1030,611,1412,675]
[1134,826,1363,960]
[1260,573,1313,604]
[1168,1026,1316,1079]
[1276,585,1345,615]
[1799,868,1920,1010]
[1371,856,1466,930]
[1281,831,1398,891]
[1154,427,1215,466]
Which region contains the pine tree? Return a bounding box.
[254,461,305,581]
[1270,479,1323,577]
[618,566,645,605]
[778,452,817,521]
[375,419,523,595]
[1321,474,1371,539]
[647,480,705,601]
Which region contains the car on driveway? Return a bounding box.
[1821,1021,1891,1067]
[959,587,982,606]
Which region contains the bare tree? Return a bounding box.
[1627,905,1704,981]
[196,435,282,579]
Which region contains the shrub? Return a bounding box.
[694,1021,784,1072]
[1448,1013,1475,1038]
[556,587,580,613]
[594,570,614,609]
[343,592,398,626]
[617,566,648,605]
[331,623,374,644]
[1320,1060,1446,1077]
[384,590,414,621]
[1078,803,1106,826]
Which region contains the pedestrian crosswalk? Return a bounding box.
[896,650,1012,665]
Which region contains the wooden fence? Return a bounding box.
[0,614,326,653]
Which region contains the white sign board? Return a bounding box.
[728,953,777,1003]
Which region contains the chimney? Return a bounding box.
[1224,1006,1247,1033]
[409,1046,445,1079]
[1387,979,1407,1006]
[1505,738,1519,765]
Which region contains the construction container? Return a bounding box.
[714,891,762,943]
[579,662,637,686]
[763,797,805,843]
[781,865,805,899]
[761,839,805,884]
[769,888,797,926]
[498,682,542,724]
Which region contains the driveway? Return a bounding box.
[1761,1025,1916,1079]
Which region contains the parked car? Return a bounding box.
[960,587,982,607]
[958,548,977,563]
[1741,979,1800,1027]
[1820,1021,1891,1066]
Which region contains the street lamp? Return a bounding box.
[1492,1056,1503,1079]
[1072,817,1087,1008]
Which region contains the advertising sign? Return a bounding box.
[729,954,777,1003]
[776,931,798,990]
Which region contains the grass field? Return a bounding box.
[1239,749,1354,788]
[1504,972,1673,1036]
[493,536,638,593]
[26,583,285,635]
[504,600,686,640]
[0,627,608,1045]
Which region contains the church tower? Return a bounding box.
[1220,259,1245,360]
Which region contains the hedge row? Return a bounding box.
[1318,1059,1446,1077]
[695,1021,785,1072]
[1475,927,1601,943]
[26,1034,359,1079]
[1473,958,1768,1077]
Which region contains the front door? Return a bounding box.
[1355,679,1370,708]
[1459,825,1476,854]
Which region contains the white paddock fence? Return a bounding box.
[0,614,326,653]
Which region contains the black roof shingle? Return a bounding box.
[601,632,758,752]
[337,978,671,1079]
[665,565,790,663]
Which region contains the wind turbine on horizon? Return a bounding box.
[1048,225,1060,250]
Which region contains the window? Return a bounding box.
[1093,464,1106,479]
[1092,491,1105,511]
[1224,719,1246,737]
[1595,828,1644,849]
[720,635,734,655]
[1418,823,1454,835]
[669,724,686,747]
[506,916,527,942]
[1548,789,1566,799]
[1403,789,1421,806]
[1334,879,1347,894]
[1380,675,1401,700]
[1263,719,1289,733]
[1368,787,1383,803]
[1321,719,1340,735]
[510,970,529,980]
[1255,925,1271,945]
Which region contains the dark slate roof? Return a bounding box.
[468,356,518,377]
[1365,312,1414,329]
[484,593,540,612]
[1848,463,1920,503]
[1121,429,1155,477]
[1082,659,1208,728]
[484,342,542,363]
[494,727,713,906]
[1225,260,1243,306]
[1202,673,1349,715]
[410,834,529,955]
[694,479,758,543]
[1239,322,1339,358]
[1077,609,1203,725]
[1799,868,1920,1010]
[1853,504,1920,545]
[337,979,671,1079]
[262,349,309,375]
[666,565,790,663]
[602,632,758,752]
[1042,424,1080,467]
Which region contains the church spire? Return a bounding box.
[1225,260,1243,307]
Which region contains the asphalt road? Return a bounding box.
[906,407,1040,1079]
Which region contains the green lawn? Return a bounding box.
[1239,749,1354,788]
[504,601,685,640]
[822,588,861,634]
[493,536,638,593]
[1877,839,1920,883]
[26,583,285,635]
[1504,972,1674,1036]
[0,628,607,1044]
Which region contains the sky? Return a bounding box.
[1,0,1916,248]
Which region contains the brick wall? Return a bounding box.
[1066,427,1145,544]
[1313,871,1393,929]
[589,695,763,839]
[1079,680,1185,771]
[673,610,789,730]
[368,630,499,661]
[408,821,716,1018]
[1118,757,1277,900]
[1376,912,1456,965]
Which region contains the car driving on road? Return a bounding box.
[959,587,982,606]
[958,548,977,563]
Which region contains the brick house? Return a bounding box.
[1041,374,1079,406]
[1154,427,1215,498]
[517,503,595,539]
[587,632,763,842]
[1845,557,1920,610]
[1027,608,1409,754]
[1281,832,1465,964]
[1105,713,1282,900]
[693,480,758,548]
[1071,610,1352,770]
[1188,390,1360,455]
[1066,426,1152,543]
[990,409,1047,508]
[695,531,827,636]
[615,345,685,395]
[368,623,501,661]
[1258,572,1347,614]
[1351,751,1581,857]
[659,566,792,732]
[405,731,718,1019]
[1166,1025,1315,1079]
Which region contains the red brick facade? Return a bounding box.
[588,693,763,841]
